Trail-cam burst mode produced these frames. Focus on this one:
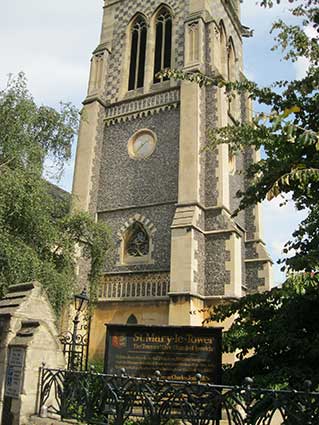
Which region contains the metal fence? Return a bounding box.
[39,366,319,425]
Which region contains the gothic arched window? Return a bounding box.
[227,38,236,82]
[219,21,227,77]
[128,16,148,91]
[153,7,172,83]
[127,314,138,325]
[227,38,236,115]
[124,222,150,258]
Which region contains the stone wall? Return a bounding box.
[0,282,65,425]
[90,299,169,359]
[98,107,180,211]
[103,0,189,103]
[99,204,175,272]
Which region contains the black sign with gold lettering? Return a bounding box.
[105,324,222,384]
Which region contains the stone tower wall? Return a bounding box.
[72,0,273,359]
[102,0,189,103]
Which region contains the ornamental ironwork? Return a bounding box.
[59,314,91,371]
[39,367,319,425]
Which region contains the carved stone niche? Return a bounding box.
[184,19,205,70]
[88,50,108,96]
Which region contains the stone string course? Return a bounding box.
[105,89,180,126]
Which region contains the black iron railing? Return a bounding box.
[59,314,91,371]
[39,366,319,425]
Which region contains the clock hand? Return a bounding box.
[136,140,148,153]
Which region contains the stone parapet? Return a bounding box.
[105,88,180,126]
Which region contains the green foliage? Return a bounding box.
[163,0,319,388]
[0,74,111,313]
[210,273,319,388]
[88,359,105,374]
[0,73,77,176]
[162,0,319,272]
[211,0,319,388]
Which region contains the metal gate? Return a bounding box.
[59,315,91,371]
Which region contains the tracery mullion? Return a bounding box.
[134,28,142,90]
[138,25,147,88]
[164,18,172,69]
[153,9,172,83]
[129,29,138,90]
[161,19,166,71]
[154,19,163,83]
[227,42,231,81]
[128,17,147,91]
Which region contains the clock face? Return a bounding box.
[128,130,157,160]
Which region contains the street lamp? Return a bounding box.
[70,288,90,370]
[74,288,90,313]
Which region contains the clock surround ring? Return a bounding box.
[127,129,157,160]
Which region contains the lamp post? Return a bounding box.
[70,288,90,370]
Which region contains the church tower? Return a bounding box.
[72,0,272,360]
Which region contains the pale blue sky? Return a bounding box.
[1,0,307,283]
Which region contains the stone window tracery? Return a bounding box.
[118,215,156,266]
[187,21,200,63]
[219,21,227,77]
[125,222,150,258]
[153,7,172,83]
[128,16,148,91]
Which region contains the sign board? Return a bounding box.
[105,324,222,383]
[5,347,26,399]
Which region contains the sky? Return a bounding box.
[0,0,308,284]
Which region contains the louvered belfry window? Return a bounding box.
[153,8,172,83]
[128,16,148,91]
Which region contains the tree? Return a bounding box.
[0,73,110,314]
[211,272,319,388]
[163,0,319,387]
[164,0,319,272]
